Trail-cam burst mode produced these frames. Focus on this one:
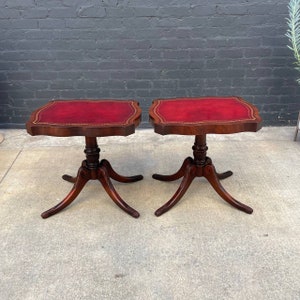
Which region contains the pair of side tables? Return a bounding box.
[26,97,262,219]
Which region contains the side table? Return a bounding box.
[149,97,262,216]
[26,99,143,219]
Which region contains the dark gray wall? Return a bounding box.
[1,0,299,128]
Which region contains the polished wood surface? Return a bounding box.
[26,100,143,218]
[150,97,262,216]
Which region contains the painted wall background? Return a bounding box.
[0,0,299,127]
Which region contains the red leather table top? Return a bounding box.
[149,97,262,135]
[26,99,141,137]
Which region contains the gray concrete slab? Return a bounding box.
[0,128,299,300]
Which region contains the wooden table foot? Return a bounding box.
[154,135,253,216]
[152,157,193,182]
[42,167,89,219]
[203,164,253,214]
[155,163,196,216]
[98,167,140,218]
[101,159,143,183]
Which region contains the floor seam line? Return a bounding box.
[0,149,23,185]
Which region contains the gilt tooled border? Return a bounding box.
[152,97,258,125]
[32,100,139,127]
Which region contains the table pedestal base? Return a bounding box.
[41,137,143,219]
[153,135,253,216]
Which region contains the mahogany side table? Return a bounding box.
[26,99,143,219]
[149,97,262,216]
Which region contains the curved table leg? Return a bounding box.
[41,167,89,219]
[155,164,196,217]
[217,170,233,180]
[204,164,253,214]
[62,174,76,183]
[98,167,140,218]
[101,159,143,183]
[153,157,194,181]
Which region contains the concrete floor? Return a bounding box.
[0,127,299,300]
